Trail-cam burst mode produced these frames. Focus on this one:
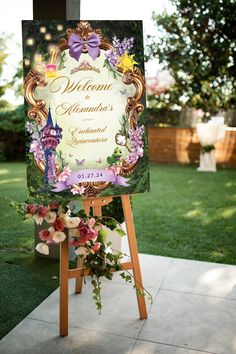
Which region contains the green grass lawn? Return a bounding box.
[133,163,236,264]
[0,162,236,339]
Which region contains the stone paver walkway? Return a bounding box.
[1,254,236,354]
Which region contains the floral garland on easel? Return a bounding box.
[11,197,152,312]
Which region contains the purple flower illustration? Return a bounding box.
[127,125,144,164]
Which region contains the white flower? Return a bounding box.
[65,217,81,228]
[45,211,57,224]
[75,246,89,256]
[71,185,85,195]
[33,214,44,225]
[58,207,71,221]
[69,228,80,237]
[52,231,67,243]
[105,246,112,254]
[35,242,49,255]
[116,134,127,146]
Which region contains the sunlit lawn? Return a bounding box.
[0,161,236,338]
[133,163,236,265]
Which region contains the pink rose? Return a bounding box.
[69,239,81,247]
[79,220,85,228]
[87,218,96,228]
[79,225,90,238]
[53,217,65,231]
[49,201,59,210]
[39,229,53,242]
[38,205,48,218]
[77,225,91,244]
[91,242,101,252]
[26,204,37,215]
[88,228,98,241]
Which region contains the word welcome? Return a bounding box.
[49,76,113,94]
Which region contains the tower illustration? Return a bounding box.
[40,108,62,185]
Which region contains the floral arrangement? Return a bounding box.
[12,197,151,312]
[200,144,215,154]
[104,36,138,76]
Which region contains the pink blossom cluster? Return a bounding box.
[127,125,145,164]
[105,165,121,176]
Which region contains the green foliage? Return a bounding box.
[201,144,215,153]
[0,104,25,132]
[119,114,129,137]
[10,60,23,98]
[0,35,10,98]
[148,0,236,114]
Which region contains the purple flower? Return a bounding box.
[112,36,134,56]
[29,140,44,162]
[105,49,119,67]
[127,125,144,164]
[105,37,134,68]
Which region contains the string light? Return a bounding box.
[35,54,42,63]
[24,59,30,66]
[40,26,47,33]
[48,45,56,53]
[57,24,63,31]
[26,38,34,46]
[45,33,51,41]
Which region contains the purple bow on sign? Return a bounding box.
[68,33,101,61]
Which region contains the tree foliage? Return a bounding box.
[0,36,10,98]
[148,0,236,114]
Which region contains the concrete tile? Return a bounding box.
[111,254,173,290]
[27,279,156,338]
[132,340,213,354]
[162,258,236,299]
[139,254,173,289]
[139,289,236,354]
[0,318,135,354]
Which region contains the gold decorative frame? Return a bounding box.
[24,21,145,197]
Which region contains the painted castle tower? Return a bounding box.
[40,108,62,185]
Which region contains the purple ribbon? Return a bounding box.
[68,33,100,61]
[52,169,129,192]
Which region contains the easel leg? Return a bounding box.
[60,234,69,336]
[121,195,147,319]
[75,201,91,294]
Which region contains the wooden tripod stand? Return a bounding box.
[59,194,147,336]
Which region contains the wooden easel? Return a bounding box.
[59,194,147,336]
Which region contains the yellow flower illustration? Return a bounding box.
[117,52,138,73]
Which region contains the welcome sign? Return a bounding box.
[23,20,149,198]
